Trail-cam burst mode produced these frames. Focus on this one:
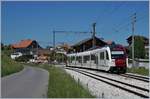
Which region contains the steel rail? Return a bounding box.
[120,74,149,82]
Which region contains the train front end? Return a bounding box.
[109,45,127,73]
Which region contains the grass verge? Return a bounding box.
[1,51,24,77]
[28,63,95,98]
[127,67,149,76]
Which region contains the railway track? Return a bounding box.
[120,73,149,82]
[66,66,149,83]
[65,67,149,98]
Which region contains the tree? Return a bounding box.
[129,36,146,59]
[3,44,11,50]
[1,43,4,50]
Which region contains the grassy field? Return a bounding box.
[127,67,149,76]
[1,51,24,77]
[28,63,94,98]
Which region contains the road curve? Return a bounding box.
[1,66,49,98]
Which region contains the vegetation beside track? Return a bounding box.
[1,51,24,77]
[27,63,94,98]
[127,67,149,76]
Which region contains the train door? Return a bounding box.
[67,56,70,66]
[91,53,97,69]
[95,53,98,69]
[83,55,90,68]
[99,51,107,69]
[105,51,109,67]
[76,56,82,67]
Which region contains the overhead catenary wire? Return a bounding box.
[113,13,148,34]
[94,2,147,36]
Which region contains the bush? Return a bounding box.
[127,67,149,76]
[15,55,34,62]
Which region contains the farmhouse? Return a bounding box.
[11,39,42,55]
[70,36,108,53]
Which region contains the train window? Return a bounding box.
[71,56,75,62]
[95,54,98,64]
[91,54,95,60]
[111,51,125,59]
[91,54,98,64]
[111,54,124,59]
[83,55,90,63]
[100,52,104,59]
[67,56,71,63]
[76,56,82,63]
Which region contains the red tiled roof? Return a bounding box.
[11,39,33,48]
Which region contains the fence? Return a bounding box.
[128,58,149,69]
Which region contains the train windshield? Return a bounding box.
[111,51,125,59]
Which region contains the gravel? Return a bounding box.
[65,69,146,99]
[81,69,149,90]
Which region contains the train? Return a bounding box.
[66,44,128,73]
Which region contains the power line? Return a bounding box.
[113,13,147,33]
[95,2,147,35]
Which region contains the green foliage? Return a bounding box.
[48,52,67,63]
[129,36,146,59]
[127,67,149,76]
[47,66,94,98]
[1,43,4,50]
[15,55,33,62]
[3,44,11,50]
[2,50,13,57]
[55,53,66,63]
[1,51,24,77]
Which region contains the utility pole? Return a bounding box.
[131,13,136,67]
[36,43,38,56]
[53,30,56,63]
[92,22,96,48]
[53,30,55,50]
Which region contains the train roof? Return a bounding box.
[67,43,125,56]
[67,46,110,56]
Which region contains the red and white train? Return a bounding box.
[66,45,128,73]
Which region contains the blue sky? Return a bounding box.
[1,1,149,48]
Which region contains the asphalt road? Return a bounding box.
[1,66,49,98]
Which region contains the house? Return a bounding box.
[70,36,107,53]
[28,49,51,63]
[11,39,42,55]
[36,55,48,63]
